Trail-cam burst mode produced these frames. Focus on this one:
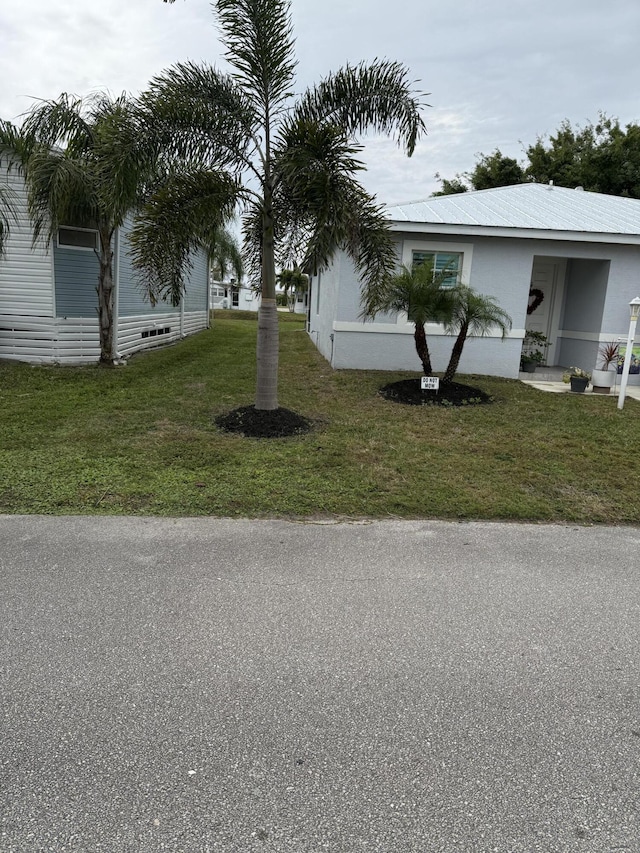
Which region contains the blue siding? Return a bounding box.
[117,223,158,316]
[54,244,100,318]
[184,250,208,311]
[117,219,208,315]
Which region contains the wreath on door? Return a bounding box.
[527,288,544,315]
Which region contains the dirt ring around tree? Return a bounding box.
[379,378,494,407]
[215,405,314,438]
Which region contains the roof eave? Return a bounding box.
[389,220,640,246]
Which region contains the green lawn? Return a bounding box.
[1,311,638,523]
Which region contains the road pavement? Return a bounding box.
[1,516,639,852]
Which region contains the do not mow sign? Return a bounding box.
[421,376,440,391]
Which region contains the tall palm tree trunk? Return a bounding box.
[443,322,469,383]
[97,229,115,365]
[414,323,432,375]
[255,189,279,410]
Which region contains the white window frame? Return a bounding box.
[57,226,100,251]
[398,239,474,327]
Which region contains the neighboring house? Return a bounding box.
[210,278,260,311]
[0,165,210,364]
[307,183,640,382]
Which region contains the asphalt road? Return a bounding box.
[1,516,639,853]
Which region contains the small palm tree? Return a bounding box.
[135,0,426,410]
[442,286,512,383]
[277,267,308,312]
[0,94,158,364]
[362,260,457,375]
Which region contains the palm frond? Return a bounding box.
[362,261,458,324]
[444,287,513,338]
[0,120,35,174]
[25,147,99,244]
[0,183,17,254]
[205,226,244,282]
[295,60,428,156]
[216,0,297,115]
[271,117,396,292]
[129,169,242,306]
[21,94,94,155]
[139,62,256,170]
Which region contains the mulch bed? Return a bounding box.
[379,378,494,407]
[215,405,313,438]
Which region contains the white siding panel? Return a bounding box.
[0,311,208,364]
[0,316,99,363]
[116,311,208,358]
[0,166,54,316]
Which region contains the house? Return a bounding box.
[307,183,640,382]
[210,278,260,311]
[0,164,210,364]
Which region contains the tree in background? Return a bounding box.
[442,287,512,384]
[138,0,426,413]
[433,150,524,195]
[277,267,308,312]
[433,115,640,198]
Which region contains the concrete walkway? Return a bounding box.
[519,367,640,399]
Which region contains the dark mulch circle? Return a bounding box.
[215,405,313,438]
[379,378,494,407]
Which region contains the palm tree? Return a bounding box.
[362,260,457,375]
[277,267,308,312]
[0,94,159,364]
[135,0,426,410]
[442,287,512,383]
[205,226,244,283]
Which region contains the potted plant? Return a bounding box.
[592,341,619,394]
[520,330,550,373]
[563,366,591,393]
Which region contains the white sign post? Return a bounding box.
[618,297,640,411]
[421,376,440,392]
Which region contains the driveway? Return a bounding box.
[1,517,639,852]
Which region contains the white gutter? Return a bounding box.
[390,221,640,246]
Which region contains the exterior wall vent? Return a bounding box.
[141,326,171,339]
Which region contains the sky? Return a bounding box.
[1,0,639,205]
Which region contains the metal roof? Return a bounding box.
[386,183,640,237]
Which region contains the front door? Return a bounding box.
[527,258,565,362]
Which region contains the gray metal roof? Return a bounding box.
[386,183,640,236]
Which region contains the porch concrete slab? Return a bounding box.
[520,378,640,399]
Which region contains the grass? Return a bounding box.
[1,310,639,523]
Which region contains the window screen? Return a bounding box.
[58,227,99,250]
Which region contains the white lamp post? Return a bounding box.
[617,296,640,410]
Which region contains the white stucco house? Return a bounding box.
[307,183,640,382]
[0,162,210,364]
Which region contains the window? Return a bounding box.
[412,250,462,287]
[401,241,473,293]
[57,226,99,251]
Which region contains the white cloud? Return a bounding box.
[1,0,639,202]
